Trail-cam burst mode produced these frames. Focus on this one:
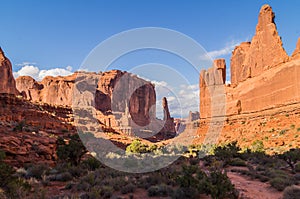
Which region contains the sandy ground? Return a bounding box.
[227,171,282,199]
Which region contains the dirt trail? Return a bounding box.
[227,171,282,199]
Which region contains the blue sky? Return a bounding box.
[1,0,300,118]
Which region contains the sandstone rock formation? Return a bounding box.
[230,4,289,86]
[162,97,175,133]
[230,42,251,86]
[0,93,75,167]
[292,38,300,59]
[200,4,300,118]
[16,70,156,124]
[200,59,226,118]
[17,69,157,134]
[198,4,300,149]
[0,48,19,95]
[16,74,76,106]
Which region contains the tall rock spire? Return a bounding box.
[230,4,289,85]
[0,47,19,94]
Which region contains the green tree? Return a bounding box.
[213,141,241,166]
[126,139,148,154]
[56,134,87,166]
[278,148,300,172]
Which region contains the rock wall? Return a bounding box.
[16,69,156,127]
[0,48,19,95]
[200,4,300,118]
[200,59,226,118]
[230,4,289,87]
[292,38,300,60]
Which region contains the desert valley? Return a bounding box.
[0,3,300,199]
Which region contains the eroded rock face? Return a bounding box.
[292,38,300,59]
[230,42,251,86]
[230,5,289,85]
[200,4,300,119]
[0,93,75,167]
[0,48,19,95]
[162,97,175,132]
[200,59,226,118]
[16,70,156,127]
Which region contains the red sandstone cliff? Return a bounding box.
[16,69,157,127]
[200,4,300,118]
[230,5,289,87]
[0,48,19,95]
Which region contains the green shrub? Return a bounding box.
[229,158,247,167]
[270,177,294,191]
[172,187,198,199]
[250,140,264,153]
[56,134,87,166]
[294,173,300,181]
[26,164,48,179]
[121,183,136,194]
[278,148,300,172]
[213,142,242,167]
[295,163,300,172]
[283,185,300,199]
[13,120,26,131]
[206,171,237,199]
[68,165,86,178]
[98,186,114,199]
[147,184,173,197]
[55,172,73,182]
[0,150,31,198]
[82,156,102,171]
[126,139,149,154]
[280,129,288,135]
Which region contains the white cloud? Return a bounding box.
[38,68,73,80]
[200,40,241,61]
[13,65,40,79]
[13,64,73,81]
[15,62,37,66]
[153,80,199,119]
[66,65,73,71]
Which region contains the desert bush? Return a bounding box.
[13,120,26,131]
[56,134,87,166]
[283,185,300,199]
[295,163,300,172]
[54,172,73,182]
[147,184,173,197]
[172,187,198,199]
[256,165,267,171]
[82,156,102,171]
[270,177,295,191]
[229,158,247,167]
[25,164,48,179]
[279,148,300,172]
[0,150,31,198]
[68,165,86,178]
[126,139,149,154]
[206,170,238,199]
[121,183,136,194]
[213,141,241,166]
[294,173,300,181]
[250,140,264,153]
[108,176,127,191]
[76,181,90,191]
